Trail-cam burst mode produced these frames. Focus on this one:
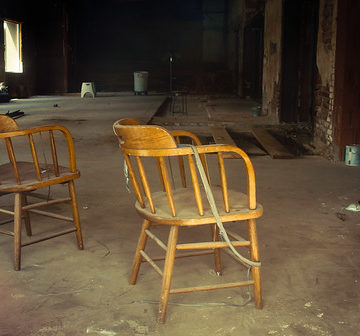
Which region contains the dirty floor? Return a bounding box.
[0,94,359,336]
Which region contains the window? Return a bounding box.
[3,20,23,73]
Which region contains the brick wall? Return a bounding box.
[313,0,337,158]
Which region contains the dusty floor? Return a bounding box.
[0,94,359,336]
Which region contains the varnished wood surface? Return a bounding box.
[135,186,263,225]
[0,162,79,192]
[114,122,263,323]
[0,117,84,270]
[0,115,19,132]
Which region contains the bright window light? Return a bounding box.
[4,20,23,73]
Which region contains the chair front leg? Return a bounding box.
[130,219,151,285]
[248,218,262,309]
[14,193,22,271]
[21,194,32,236]
[68,180,84,250]
[158,225,179,323]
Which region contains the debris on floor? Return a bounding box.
[345,203,360,212]
[3,109,25,119]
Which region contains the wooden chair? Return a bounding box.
[113,121,263,323]
[0,116,84,270]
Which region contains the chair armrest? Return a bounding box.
[170,130,203,146]
[0,125,78,173]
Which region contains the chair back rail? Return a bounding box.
[0,125,77,187]
[114,124,258,217]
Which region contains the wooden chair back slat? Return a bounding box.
[124,154,145,208]
[1,125,78,190]
[178,155,186,188]
[170,130,209,183]
[136,156,155,213]
[217,152,230,213]
[156,158,166,191]
[5,138,21,184]
[49,131,60,177]
[28,134,42,181]
[188,154,204,216]
[158,157,176,217]
[200,153,210,183]
[175,136,187,188]
[114,123,259,214]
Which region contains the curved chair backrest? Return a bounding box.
[114,124,178,150]
[0,115,19,132]
[0,125,78,191]
[113,123,257,217]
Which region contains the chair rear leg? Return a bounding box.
[14,193,22,271]
[248,218,262,309]
[130,219,151,285]
[68,180,84,250]
[158,225,179,323]
[21,194,32,236]
[210,224,222,275]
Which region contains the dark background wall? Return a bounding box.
[68,0,206,92]
[1,0,233,96]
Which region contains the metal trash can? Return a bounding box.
[134,71,148,95]
[345,145,360,166]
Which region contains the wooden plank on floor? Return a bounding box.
[236,132,267,156]
[251,127,294,159]
[211,126,239,159]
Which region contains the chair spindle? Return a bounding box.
[5,138,21,184]
[28,134,42,181]
[188,154,204,216]
[136,156,155,213]
[49,131,60,176]
[217,152,230,213]
[158,157,176,217]
[124,154,145,208]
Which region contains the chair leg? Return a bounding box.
[130,219,151,285]
[248,218,262,309]
[14,193,22,271]
[21,194,32,236]
[210,224,222,275]
[158,225,179,323]
[68,180,84,250]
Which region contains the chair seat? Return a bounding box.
[0,162,80,192]
[135,186,263,226]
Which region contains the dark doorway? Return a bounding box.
[242,13,264,101]
[334,0,360,159]
[280,0,319,123]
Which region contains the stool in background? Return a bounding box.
[81,82,96,98]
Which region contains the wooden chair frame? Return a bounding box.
[0,120,84,270]
[114,121,263,323]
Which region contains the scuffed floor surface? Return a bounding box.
[0,96,359,336]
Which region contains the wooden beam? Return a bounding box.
[210,126,239,159]
[251,127,294,159]
[235,132,267,156]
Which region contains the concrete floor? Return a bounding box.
[0,95,359,336]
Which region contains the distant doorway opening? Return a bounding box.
[3,20,23,73]
[280,0,319,123]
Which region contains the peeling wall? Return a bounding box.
[313,0,337,153]
[261,0,282,119]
